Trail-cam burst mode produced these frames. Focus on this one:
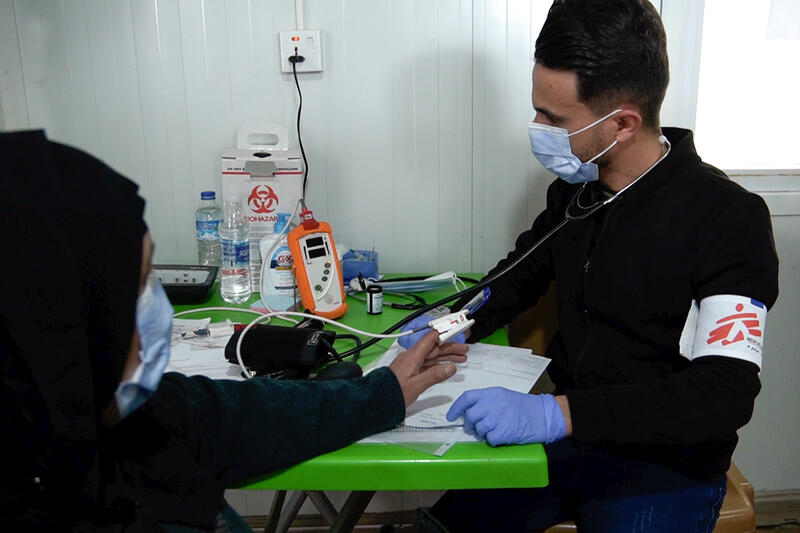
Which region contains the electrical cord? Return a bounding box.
[327,333,362,364]
[383,292,427,310]
[290,49,309,197]
[193,52,579,370]
[189,61,661,371]
[319,337,341,363]
[179,172,650,372]
[172,307,296,323]
[334,333,362,348]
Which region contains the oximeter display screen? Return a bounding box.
[307,247,327,259]
[306,237,324,248]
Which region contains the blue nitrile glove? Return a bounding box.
[397,314,466,349]
[446,387,567,446]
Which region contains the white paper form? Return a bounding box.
[166,319,245,381]
[366,342,551,428]
[359,425,482,447]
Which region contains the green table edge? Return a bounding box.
[239,442,548,491]
[172,274,549,492]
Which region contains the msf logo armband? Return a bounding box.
[679,294,767,368]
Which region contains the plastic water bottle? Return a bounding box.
[219,197,252,303]
[195,191,223,266]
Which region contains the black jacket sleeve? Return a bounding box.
[464,182,563,341]
[568,192,778,446]
[568,356,760,445]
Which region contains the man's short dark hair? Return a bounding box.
[534,0,669,131]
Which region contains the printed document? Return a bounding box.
[360,342,550,448]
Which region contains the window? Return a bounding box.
[694,0,800,171]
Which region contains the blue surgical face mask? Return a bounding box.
[114,272,173,419]
[528,109,621,184]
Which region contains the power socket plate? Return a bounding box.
[279,30,322,73]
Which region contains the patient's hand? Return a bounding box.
[390,330,468,407]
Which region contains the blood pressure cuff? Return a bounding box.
[224,325,335,377]
[679,294,767,368]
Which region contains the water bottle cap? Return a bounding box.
[200,191,216,200]
[274,212,291,233]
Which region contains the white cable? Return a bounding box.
[173,307,266,318]
[173,306,416,379]
[259,199,303,313]
[249,311,415,339]
[172,306,299,326]
[235,310,417,379]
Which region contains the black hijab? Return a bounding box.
[0,130,146,525]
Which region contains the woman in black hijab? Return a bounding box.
[0,130,467,531]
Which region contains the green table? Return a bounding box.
[172,276,548,532]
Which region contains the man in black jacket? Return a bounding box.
[422,0,779,531]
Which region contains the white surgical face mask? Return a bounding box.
[114,273,173,419]
[528,109,621,184]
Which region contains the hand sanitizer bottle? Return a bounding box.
[259,213,297,310]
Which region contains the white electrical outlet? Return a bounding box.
[279,30,322,73]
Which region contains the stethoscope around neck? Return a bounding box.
[564,136,671,222]
[328,136,672,361]
[518,135,673,270]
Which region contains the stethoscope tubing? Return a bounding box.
[338,140,672,359]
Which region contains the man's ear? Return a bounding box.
[613,107,642,143]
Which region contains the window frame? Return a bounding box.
[662,0,800,179]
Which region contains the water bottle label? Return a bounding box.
[196,220,220,240]
[221,238,250,273]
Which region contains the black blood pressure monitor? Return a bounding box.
[153,264,218,304]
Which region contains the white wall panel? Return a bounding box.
[1,0,475,273]
[735,207,800,491]
[0,0,28,128]
[13,1,72,137]
[0,0,711,268]
[470,0,552,273]
[731,176,800,492]
[85,0,151,208]
[303,0,474,274]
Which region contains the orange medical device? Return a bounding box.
[287,206,348,319]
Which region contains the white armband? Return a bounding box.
[678,294,767,368]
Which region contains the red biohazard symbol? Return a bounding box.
[706,303,762,346]
[248,185,279,214]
